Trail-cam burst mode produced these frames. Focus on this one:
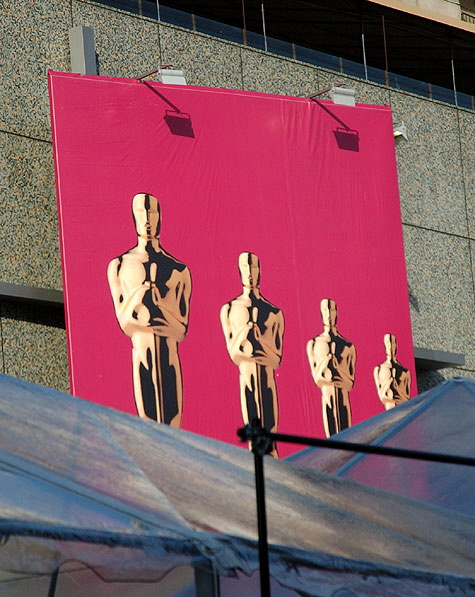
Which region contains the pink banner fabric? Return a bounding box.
[49,71,415,456]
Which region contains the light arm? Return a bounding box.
[220,303,254,365]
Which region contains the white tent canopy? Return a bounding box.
[0,373,474,595]
[290,378,475,516]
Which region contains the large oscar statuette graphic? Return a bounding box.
[220,252,284,458]
[307,299,356,437]
[374,333,411,410]
[107,193,191,427]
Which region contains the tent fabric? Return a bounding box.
[289,378,475,516]
[0,373,475,595]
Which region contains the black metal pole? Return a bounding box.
[238,419,273,597]
[239,422,475,597]
[254,448,271,597]
[47,567,59,597]
[240,424,475,470]
[268,431,475,467]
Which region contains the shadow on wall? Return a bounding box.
[416,370,445,393]
[0,302,65,329]
[408,284,419,313]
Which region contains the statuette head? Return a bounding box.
[132,193,161,238]
[320,298,337,327]
[238,252,260,289]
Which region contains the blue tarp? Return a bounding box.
[290,378,475,516]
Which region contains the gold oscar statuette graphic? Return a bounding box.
[107,193,191,427]
[307,298,356,438]
[220,252,284,458]
[374,333,411,410]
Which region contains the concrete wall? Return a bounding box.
[1,0,474,394]
[402,0,461,20]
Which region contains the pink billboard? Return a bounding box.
[49,71,415,457]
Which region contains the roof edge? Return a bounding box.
[367,0,475,34]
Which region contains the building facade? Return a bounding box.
[1,0,474,400]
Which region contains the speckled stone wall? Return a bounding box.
[71,1,161,79]
[160,24,243,89]
[403,227,475,365]
[459,110,475,237]
[0,303,69,393]
[0,133,62,289]
[1,0,71,140]
[1,0,474,395]
[391,92,467,236]
[1,0,72,392]
[240,48,321,96]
